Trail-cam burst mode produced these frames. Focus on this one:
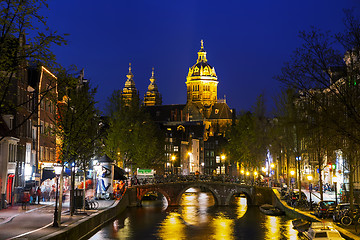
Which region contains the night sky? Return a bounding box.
[44,0,360,115]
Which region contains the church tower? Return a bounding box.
[186,40,218,108]
[121,63,139,107]
[143,68,162,106]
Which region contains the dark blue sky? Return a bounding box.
[45,0,360,114]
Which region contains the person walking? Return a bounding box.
[22,192,30,210]
[36,187,41,204]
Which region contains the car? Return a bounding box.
[314,200,336,218]
[332,203,360,222]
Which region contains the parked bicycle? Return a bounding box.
[85,197,99,210]
[340,209,360,226]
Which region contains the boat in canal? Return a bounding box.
[293,220,345,239]
[259,204,285,216]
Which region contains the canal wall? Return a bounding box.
[40,189,134,240]
[271,188,358,240]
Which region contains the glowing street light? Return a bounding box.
[53,164,62,227]
[333,176,338,205]
[307,175,313,210]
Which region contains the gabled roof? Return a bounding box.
[208,102,233,120]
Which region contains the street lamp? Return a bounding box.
[171,155,176,174]
[333,176,338,205]
[290,170,295,190]
[221,154,226,174]
[307,175,313,210]
[53,164,62,227]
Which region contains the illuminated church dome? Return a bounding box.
[186,40,218,107]
[187,40,217,79]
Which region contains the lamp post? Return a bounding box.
[270,163,275,187]
[188,152,192,173]
[290,170,295,190]
[53,164,62,227]
[333,176,338,205]
[221,154,226,174]
[307,175,313,210]
[171,155,176,174]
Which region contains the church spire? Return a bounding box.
[126,62,134,80]
[122,63,139,107]
[197,39,207,63]
[144,67,162,106]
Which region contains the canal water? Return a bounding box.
[88,188,301,240]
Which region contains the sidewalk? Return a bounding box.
[302,189,337,204]
[0,199,116,240]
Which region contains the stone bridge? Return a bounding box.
[129,182,273,206]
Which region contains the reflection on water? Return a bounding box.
[211,213,234,240]
[236,196,247,219]
[89,189,301,240]
[264,215,300,240]
[158,212,185,240]
[179,188,214,226]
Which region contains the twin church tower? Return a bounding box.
[120,40,233,174]
[121,40,233,138]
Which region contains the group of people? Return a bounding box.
[21,187,41,210]
[113,181,126,200]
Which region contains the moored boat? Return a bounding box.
[302,222,345,239]
[259,204,285,216]
[292,219,311,233]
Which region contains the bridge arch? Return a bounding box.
[175,183,221,206]
[137,187,171,205]
[224,188,253,206]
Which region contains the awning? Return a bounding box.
[114,165,127,180]
[41,169,56,182]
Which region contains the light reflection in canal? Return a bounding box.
[89,187,302,240]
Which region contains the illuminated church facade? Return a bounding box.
[120,41,234,175]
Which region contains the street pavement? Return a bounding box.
[0,199,116,240]
[302,188,337,204]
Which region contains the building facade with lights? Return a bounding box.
[0,62,58,208]
[126,41,236,175]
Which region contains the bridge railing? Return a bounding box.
[129,174,268,187]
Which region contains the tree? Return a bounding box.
[226,94,269,179]
[104,90,164,171]
[53,67,100,220]
[275,10,360,207]
[0,0,66,140]
[272,88,306,193]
